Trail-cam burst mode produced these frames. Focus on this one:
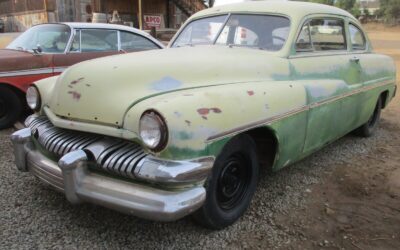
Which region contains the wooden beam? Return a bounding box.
[166,0,170,28]
[138,0,143,29]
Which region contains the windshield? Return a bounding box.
[172,14,290,51]
[7,24,71,53]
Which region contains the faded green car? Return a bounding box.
[11,2,397,229]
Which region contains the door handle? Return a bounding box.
[350,56,360,63]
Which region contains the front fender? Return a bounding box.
[123,81,307,160]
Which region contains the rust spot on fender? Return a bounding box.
[247,90,254,96]
[197,108,210,116]
[197,107,222,119]
[210,108,222,113]
[68,91,81,101]
[70,77,84,85]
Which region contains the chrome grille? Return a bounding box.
[26,116,102,156]
[26,115,148,179]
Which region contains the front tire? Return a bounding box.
[193,134,259,229]
[0,86,23,129]
[354,97,382,137]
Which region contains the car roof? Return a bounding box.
[38,22,165,48]
[191,1,356,21]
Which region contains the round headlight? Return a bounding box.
[26,86,41,111]
[139,110,168,151]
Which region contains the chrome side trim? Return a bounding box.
[207,105,308,142]
[207,79,394,142]
[0,68,53,77]
[53,67,68,73]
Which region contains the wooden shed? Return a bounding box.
[0,0,206,32]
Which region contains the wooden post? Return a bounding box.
[44,0,49,22]
[166,0,170,28]
[138,0,143,30]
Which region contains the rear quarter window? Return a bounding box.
[349,24,366,50]
[309,19,346,51]
[296,18,347,52]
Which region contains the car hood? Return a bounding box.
[0,49,51,72]
[47,46,289,126]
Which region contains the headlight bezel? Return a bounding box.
[26,85,41,111]
[139,110,168,152]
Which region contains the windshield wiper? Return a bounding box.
[228,44,266,50]
[176,43,195,48]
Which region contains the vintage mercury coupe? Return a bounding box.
[11,2,397,229]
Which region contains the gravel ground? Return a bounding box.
[0,121,392,249]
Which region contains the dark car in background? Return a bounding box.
[0,22,164,129]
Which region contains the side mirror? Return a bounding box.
[32,44,42,55]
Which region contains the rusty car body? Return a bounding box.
[11,2,397,229]
[0,22,164,128]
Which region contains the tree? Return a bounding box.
[363,8,371,17]
[380,0,400,23]
[350,2,362,18]
[335,0,356,12]
[307,0,335,5]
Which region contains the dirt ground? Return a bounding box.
[275,24,400,250]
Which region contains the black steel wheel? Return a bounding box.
[354,97,382,137]
[193,134,259,229]
[217,154,252,211]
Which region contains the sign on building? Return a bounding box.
[143,14,165,29]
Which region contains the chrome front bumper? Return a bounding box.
[11,128,213,221]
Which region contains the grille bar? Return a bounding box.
[27,115,148,180]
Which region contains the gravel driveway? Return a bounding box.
[0,121,392,249]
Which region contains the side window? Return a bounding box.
[70,30,80,52]
[309,18,346,51]
[349,24,366,50]
[120,31,159,51]
[296,22,312,51]
[80,29,118,52]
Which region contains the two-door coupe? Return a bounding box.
[0,22,164,129]
[11,2,397,229]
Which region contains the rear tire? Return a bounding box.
[0,86,23,129]
[354,97,382,137]
[193,134,259,229]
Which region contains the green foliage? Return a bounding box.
[362,8,371,17]
[308,0,335,5]
[334,0,356,12]
[380,0,400,22]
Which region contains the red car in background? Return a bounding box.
[0,22,164,129]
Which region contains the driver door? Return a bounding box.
[52,29,121,74]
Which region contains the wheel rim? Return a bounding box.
[0,98,6,119]
[217,154,251,211]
